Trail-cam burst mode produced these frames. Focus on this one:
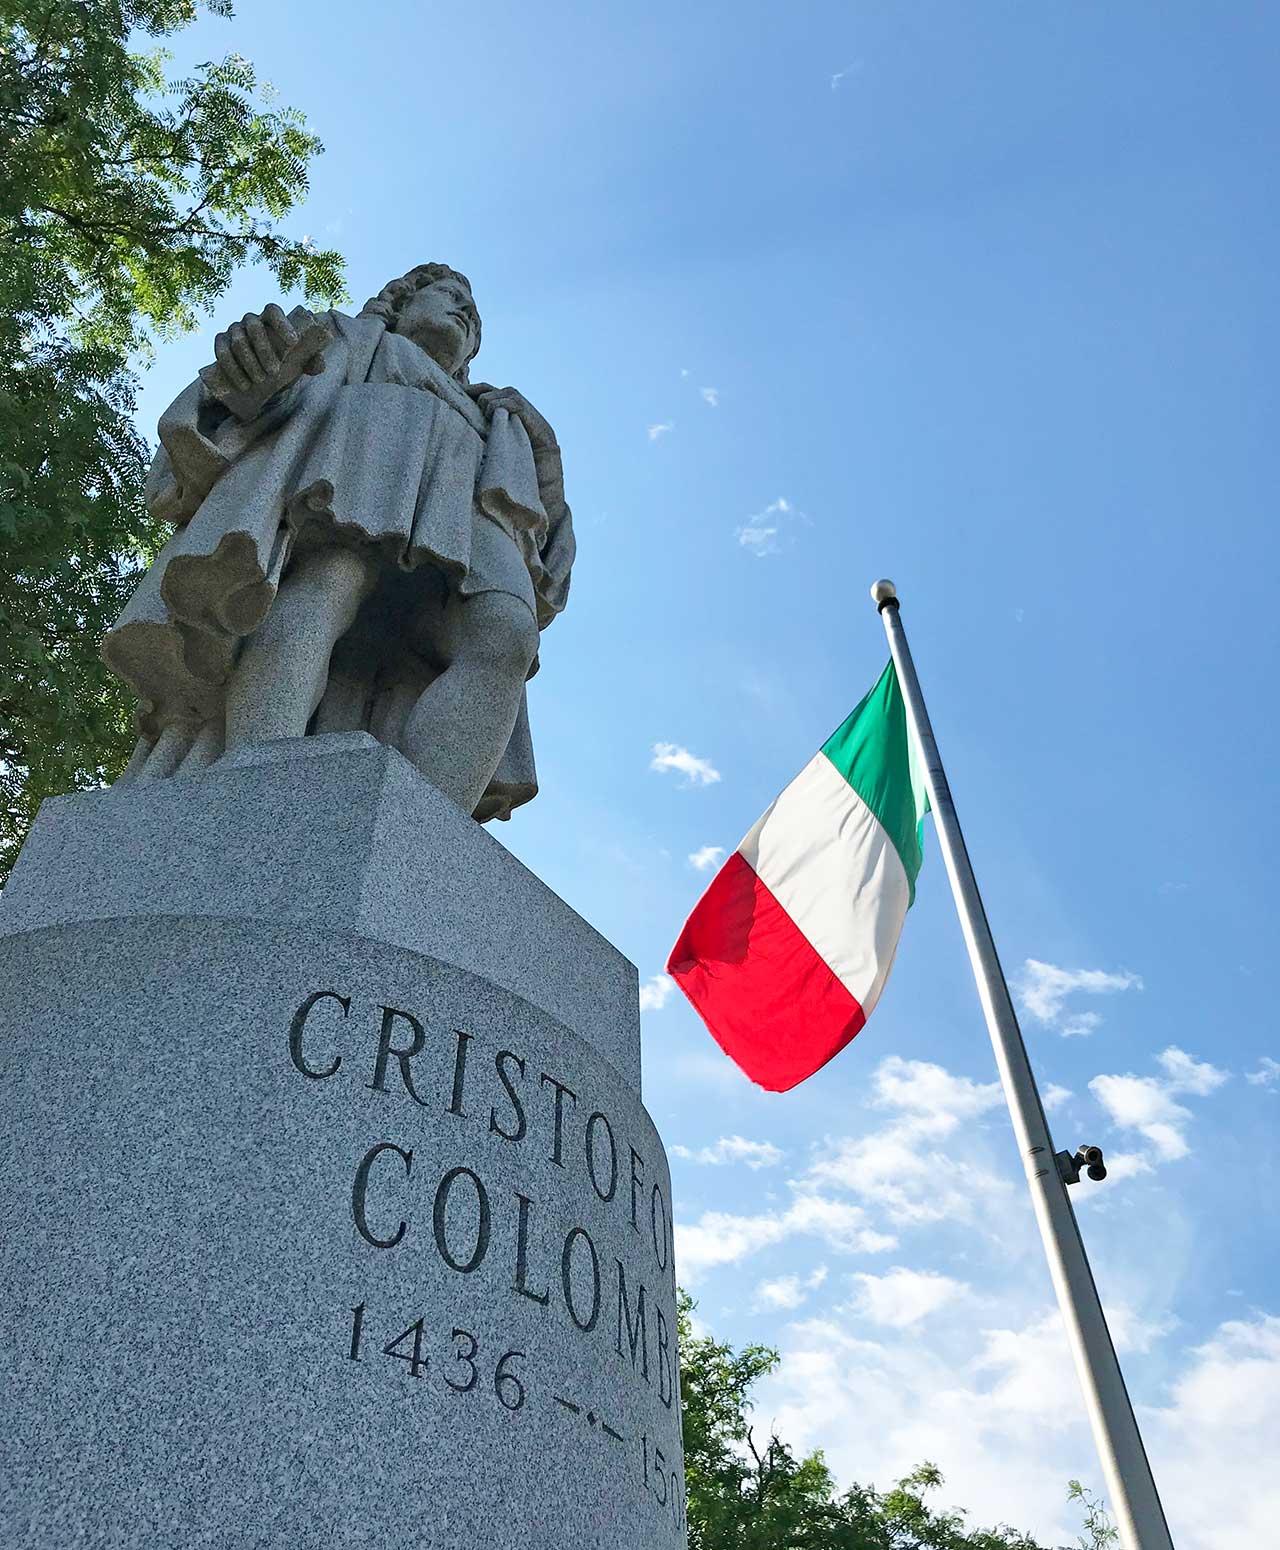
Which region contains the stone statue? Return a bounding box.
[103,263,575,821]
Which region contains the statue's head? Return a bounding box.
[360,263,481,383]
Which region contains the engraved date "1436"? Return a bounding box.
[347,1303,527,1409]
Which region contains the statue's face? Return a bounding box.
[394,276,479,376]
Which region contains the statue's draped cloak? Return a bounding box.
[102,312,575,820]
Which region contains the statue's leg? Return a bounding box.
[134,726,192,782]
[114,736,154,786]
[224,544,377,749]
[399,591,539,814]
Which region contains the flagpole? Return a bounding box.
[871,580,1174,1550]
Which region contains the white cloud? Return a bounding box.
[759,1295,1280,1550]
[1043,1083,1073,1111]
[1060,1012,1103,1038]
[638,973,675,1012]
[1246,1055,1280,1088]
[805,1058,1008,1226]
[1157,1046,1229,1097]
[869,1056,1003,1128]
[736,496,797,558]
[700,386,719,407]
[1089,1075,1193,1160]
[650,741,721,786]
[737,522,780,555]
[1017,959,1142,1035]
[761,1308,1088,1543]
[672,1136,783,1170]
[688,844,726,872]
[1092,1150,1153,1182]
[756,1266,828,1311]
[1090,1045,1227,1162]
[1147,1315,1280,1548]
[647,421,673,441]
[676,1195,896,1281]
[849,1267,966,1329]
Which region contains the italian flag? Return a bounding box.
[667,662,929,1092]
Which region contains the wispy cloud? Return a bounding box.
[672,1135,784,1170]
[737,497,788,556]
[676,1195,896,1280]
[688,844,726,872]
[760,1296,1252,1547]
[1246,1055,1280,1088]
[736,496,808,558]
[1016,958,1142,1036]
[805,1057,1008,1225]
[700,386,720,407]
[1089,1045,1228,1161]
[1043,1083,1073,1111]
[1156,1046,1229,1096]
[756,1266,828,1311]
[650,742,721,786]
[848,1267,966,1328]
[638,973,675,1012]
[647,421,674,441]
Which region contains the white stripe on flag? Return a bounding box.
[738,751,911,1016]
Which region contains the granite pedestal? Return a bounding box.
[0,737,687,1549]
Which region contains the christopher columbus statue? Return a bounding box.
[102,263,575,821]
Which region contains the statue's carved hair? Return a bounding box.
[359,263,481,383]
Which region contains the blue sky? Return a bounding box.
[137,4,1279,1543]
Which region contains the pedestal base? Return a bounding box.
[0,741,686,1549]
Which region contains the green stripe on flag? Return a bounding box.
[820,660,930,903]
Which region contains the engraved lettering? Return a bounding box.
[494,1349,526,1410]
[368,1005,429,1106]
[448,1029,474,1117]
[560,1226,601,1332]
[615,1261,649,1382]
[432,1165,492,1273]
[629,1147,645,1234]
[489,1050,527,1142]
[445,1327,479,1392]
[351,1141,413,1249]
[540,1074,578,1167]
[585,1110,618,1202]
[650,1183,669,1272]
[656,1305,673,1408]
[289,989,348,1079]
[513,1192,549,1306]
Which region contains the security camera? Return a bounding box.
[1055,1143,1108,1186]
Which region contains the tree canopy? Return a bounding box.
[0,0,345,876]
[678,1292,1115,1550]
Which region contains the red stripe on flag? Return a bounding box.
[666,851,866,1092]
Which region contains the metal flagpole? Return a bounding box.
[871,579,1174,1550]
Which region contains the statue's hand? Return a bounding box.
[212,304,326,399]
[469,383,557,452]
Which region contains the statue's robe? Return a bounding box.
[102,312,575,820]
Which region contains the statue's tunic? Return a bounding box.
[102,312,575,820]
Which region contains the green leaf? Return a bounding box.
[0,0,347,881]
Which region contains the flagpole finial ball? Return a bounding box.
[870,579,897,605]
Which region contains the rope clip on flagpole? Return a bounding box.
[869,578,1175,1550]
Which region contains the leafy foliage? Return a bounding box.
[0,0,345,876]
[1066,1482,1118,1550]
[679,1291,1101,1549]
